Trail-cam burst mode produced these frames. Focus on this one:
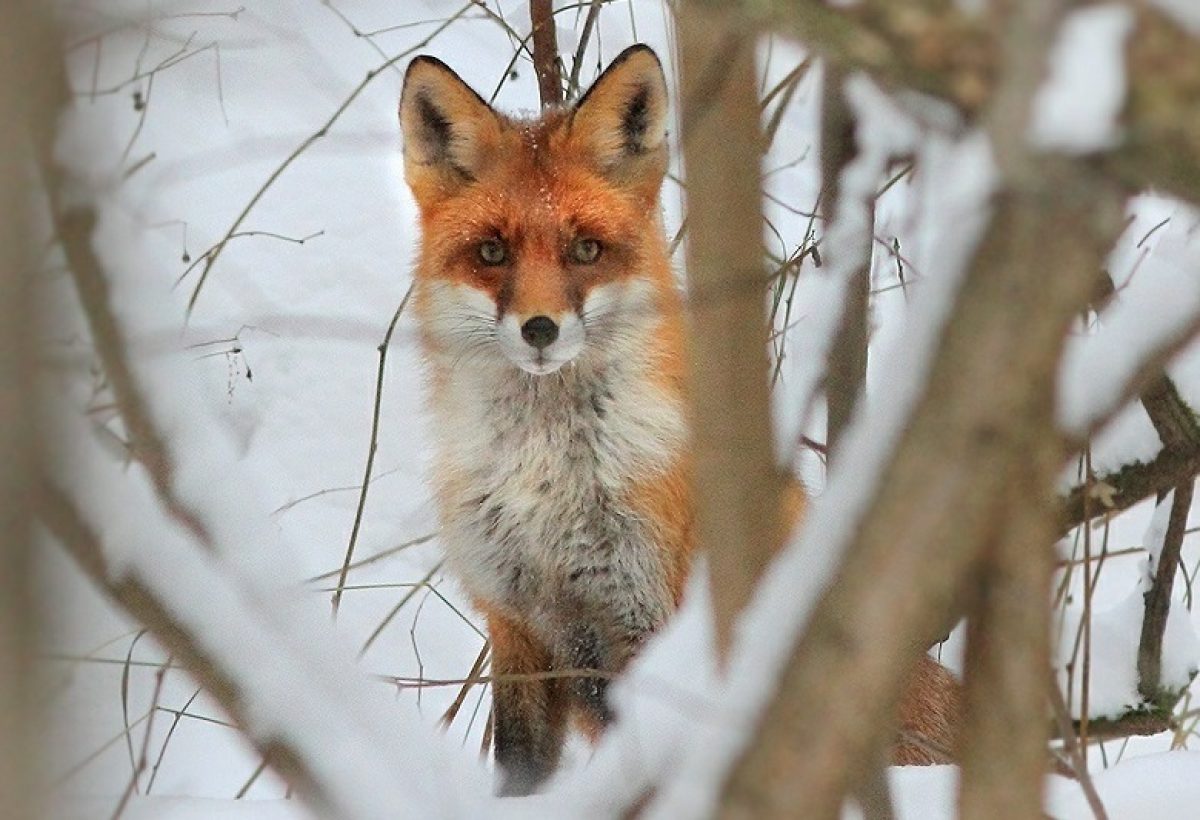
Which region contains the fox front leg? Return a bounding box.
[558,618,657,734]
[562,622,616,728]
[487,612,568,796]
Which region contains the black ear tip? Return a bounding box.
[612,43,661,68]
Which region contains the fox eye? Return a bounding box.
[568,238,602,264]
[478,238,508,266]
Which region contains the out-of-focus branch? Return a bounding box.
[820,64,892,820]
[958,465,1058,819]
[530,0,563,107]
[719,25,1125,793]
[28,19,212,547]
[706,0,1200,205]
[720,161,1122,820]
[0,3,47,816]
[716,0,1118,811]
[36,481,330,814]
[957,2,1072,815]
[822,64,872,456]
[678,5,783,659]
[35,14,466,817]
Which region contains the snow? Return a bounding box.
[1054,576,1199,720]
[1058,199,1200,438]
[54,796,309,820]
[1029,4,1133,154]
[39,377,488,818]
[1048,752,1200,819]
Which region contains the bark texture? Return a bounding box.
[0,6,52,816]
[678,7,784,658]
[704,0,1200,204]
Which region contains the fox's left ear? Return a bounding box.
[569,45,669,186]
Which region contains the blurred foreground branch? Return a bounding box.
[0,3,48,816]
[678,6,784,658]
[31,13,453,817]
[37,482,330,812]
[713,0,1200,204]
[715,0,1127,810]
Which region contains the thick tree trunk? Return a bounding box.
[0,5,49,817]
[677,6,783,658]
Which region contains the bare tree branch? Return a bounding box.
[1061,276,1200,533]
[708,0,1200,205]
[1062,446,1200,532]
[1137,480,1195,701]
[530,0,563,107]
[678,6,783,659]
[0,3,47,815]
[1049,680,1110,820]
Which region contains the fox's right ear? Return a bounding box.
[569,45,669,188]
[400,57,503,195]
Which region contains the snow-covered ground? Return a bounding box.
[38,1,1200,817]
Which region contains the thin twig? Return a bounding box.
[109,660,169,820]
[146,688,202,794]
[1049,679,1110,820]
[331,283,414,616]
[567,0,603,97]
[441,642,491,729]
[359,560,443,657]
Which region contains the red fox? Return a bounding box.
[399,45,959,796]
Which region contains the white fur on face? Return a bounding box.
[421,276,658,377]
[497,312,585,375]
[419,281,503,369]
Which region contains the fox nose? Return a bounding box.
[520,316,559,349]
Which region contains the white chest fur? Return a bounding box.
[426,333,685,646]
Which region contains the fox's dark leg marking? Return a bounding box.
[562,623,615,728]
[488,613,567,797]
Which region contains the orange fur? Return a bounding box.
[895,655,962,765]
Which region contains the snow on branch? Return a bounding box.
[708,0,1200,204]
[1058,211,1200,439]
[641,98,994,820]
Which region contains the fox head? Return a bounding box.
[400,45,673,376]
